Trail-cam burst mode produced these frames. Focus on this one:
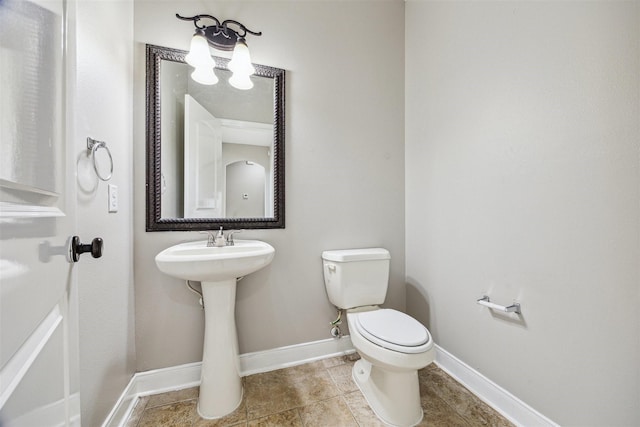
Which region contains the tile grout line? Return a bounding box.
[340,394,363,427]
[323,357,366,427]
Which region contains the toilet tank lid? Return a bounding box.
[322,248,390,262]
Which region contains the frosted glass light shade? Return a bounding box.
[228,39,255,76]
[228,73,253,90]
[185,34,216,68]
[191,67,219,85]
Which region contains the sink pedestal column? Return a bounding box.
[198,278,242,419]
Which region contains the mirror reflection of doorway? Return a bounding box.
[225,161,266,218]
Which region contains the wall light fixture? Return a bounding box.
[176,13,262,90]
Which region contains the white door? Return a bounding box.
[0,0,81,425]
[184,94,223,218]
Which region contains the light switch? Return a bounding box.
[108,184,118,212]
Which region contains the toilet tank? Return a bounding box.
[322,248,390,309]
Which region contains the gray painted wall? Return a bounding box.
[405,2,640,425]
[133,1,406,371]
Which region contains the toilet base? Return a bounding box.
[352,359,423,427]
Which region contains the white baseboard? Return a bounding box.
[103,339,556,427]
[240,334,356,376]
[434,345,558,427]
[102,336,355,427]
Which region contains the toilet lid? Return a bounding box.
[353,309,431,354]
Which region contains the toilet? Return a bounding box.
[322,248,435,427]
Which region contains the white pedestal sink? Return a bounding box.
[155,239,275,419]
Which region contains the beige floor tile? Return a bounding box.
[245,383,301,420]
[244,362,323,388]
[194,420,247,427]
[321,355,348,369]
[421,365,476,413]
[342,390,386,427]
[146,387,199,409]
[419,365,514,427]
[244,368,287,388]
[290,370,342,405]
[192,396,248,427]
[245,372,301,419]
[298,396,358,427]
[321,352,360,368]
[327,363,359,393]
[137,400,197,427]
[282,360,326,377]
[462,396,514,427]
[245,369,340,419]
[418,386,470,427]
[127,357,513,427]
[247,409,302,427]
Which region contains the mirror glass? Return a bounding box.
[146,44,285,231]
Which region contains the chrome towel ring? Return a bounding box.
[87,137,113,181]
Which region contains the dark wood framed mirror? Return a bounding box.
[145,44,285,231]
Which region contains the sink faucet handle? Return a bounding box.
[225,230,243,246]
[199,230,216,247]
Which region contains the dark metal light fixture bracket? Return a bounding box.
[176,13,262,51]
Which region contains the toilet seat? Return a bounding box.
[352,309,432,354]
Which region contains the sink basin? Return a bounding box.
[155,239,275,282]
[154,239,275,419]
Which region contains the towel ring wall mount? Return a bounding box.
[87,137,113,181]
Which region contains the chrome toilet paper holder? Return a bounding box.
[477,295,521,314]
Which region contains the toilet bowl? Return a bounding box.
[321,248,435,427]
[347,307,434,426]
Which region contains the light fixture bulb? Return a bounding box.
[191,66,219,85]
[185,33,216,69]
[228,73,253,90]
[228,39,255,76]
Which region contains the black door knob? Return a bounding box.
[70,236,103,262]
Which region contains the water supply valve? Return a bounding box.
[330,325,342,338]
[329,308,343,338]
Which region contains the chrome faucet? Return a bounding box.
[201,227,242,247]
[213,227,226,247]
[201,227,226,247]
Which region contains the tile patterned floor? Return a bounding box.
[124,354,513,427]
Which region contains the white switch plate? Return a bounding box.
[108,184,118,213]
